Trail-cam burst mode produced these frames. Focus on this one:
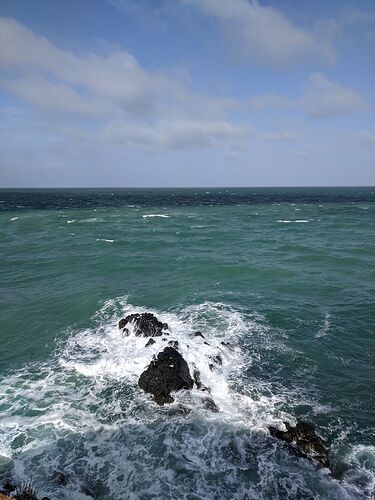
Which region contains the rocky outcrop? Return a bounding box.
[118,313,168,337]
[269,421,330,468]
[138,347,194,405]
[145,338,156,347]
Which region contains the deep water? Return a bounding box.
[0,188,374,499]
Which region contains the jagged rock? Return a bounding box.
[1,484,15,494]
[210,354,222,366]
[192,368,209,392]
[220,341,233,351]
[145,338,156,347]
[168,340,179,349]
[193,331,205,338]
[202,397,219,412]
[269,421,330,468]
[118,313,168,337]
[138,347,194,405]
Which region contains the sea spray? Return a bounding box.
[0,298,370,499]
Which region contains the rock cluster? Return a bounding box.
[123,313,333,472]
[118,312,168,337]
[269,420,330,468]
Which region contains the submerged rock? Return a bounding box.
[138,347,194,405]
[269,421,330,468]
[118,313,168,337]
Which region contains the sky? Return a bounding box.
[0,0,374,187]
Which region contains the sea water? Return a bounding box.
[0,187,374,499]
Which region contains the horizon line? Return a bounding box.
[0,185,374,190]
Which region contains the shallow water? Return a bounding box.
[0,188,374,499]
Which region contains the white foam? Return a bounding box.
[10,216,19,221]
[67,220,76,224]
[316,312,331,338]
[79,218,103,223]
[96,239,115,243]
[0,298,367,499]
[142,214,170,218]
[277,219,310,223]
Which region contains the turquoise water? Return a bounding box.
[0,188,374,499]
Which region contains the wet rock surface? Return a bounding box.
[138,347,194,405]
[145,338,156,347]
[118,313,168,337]
[269,421,330,468]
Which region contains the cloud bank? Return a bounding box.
[0,17,251,152]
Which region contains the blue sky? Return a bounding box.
[0,0,374,187]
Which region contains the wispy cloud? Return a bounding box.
[182,0,335,66]
[0,16,249,152]
[248,73,362,119]
[301,73,362,118]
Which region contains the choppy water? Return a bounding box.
[0,188,374,499]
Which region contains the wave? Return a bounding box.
[277,219,310,223]
[0,299,370,499]
[142,214,170,218]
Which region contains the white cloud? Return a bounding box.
[103,120,252,150]
[183,0,335,66]
[264,129,296,142]
[301,73,362,118]
[0,16,249,152]
[355,131,375,145]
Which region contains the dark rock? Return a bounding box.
[193,331,205,338]
[168,340,179,349]
[138,347,194,405]
[269,421,330,468]
[210,354,222,366]
[118,313,168,337]
[209,363,214,371]
[14,481,37,500]
[145,338,156,347]
[2,483,15,493]
[192,368,209,392]
[202,397,219,412]
[220,341,233,351]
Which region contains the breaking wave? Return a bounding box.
[0,298,371,499]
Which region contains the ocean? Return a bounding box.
[0,187,374,499]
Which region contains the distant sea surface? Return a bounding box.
[0,187,374,499]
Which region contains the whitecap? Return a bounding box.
[10,216,19,221]
[79,218,103,223]
[67,220,76,224]
[0,298,365,499]
[316,312,331,339]
[142,214,170,218]
[277,219,310,223]
[96,238,115,243]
